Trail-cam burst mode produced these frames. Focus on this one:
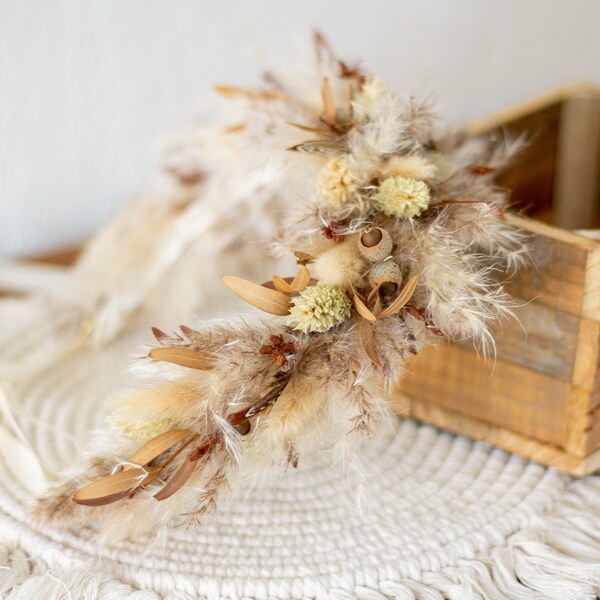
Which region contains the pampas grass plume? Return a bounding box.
[312,237,366,289]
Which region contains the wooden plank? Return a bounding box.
[478,298,580,381]
[393,394,600,476]
[468,83,600,224]
[582,246,600,322]
[565,387,591,455]
[467,82,600,136]
[553,94,600,229]
[587,401,600,455]
[572,319,600,391]
[494,102,561,219]
[505,215,600,320]
[398,343,570,447]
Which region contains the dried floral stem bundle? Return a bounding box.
[37,34,527,534]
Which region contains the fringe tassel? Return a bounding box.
[1,477,599,599]
[0,543,164,599]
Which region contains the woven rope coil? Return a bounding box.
[0,335,599,599]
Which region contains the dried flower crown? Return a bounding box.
[39,34,527,533]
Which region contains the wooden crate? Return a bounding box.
[396,83,600,475]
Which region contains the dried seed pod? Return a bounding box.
[368,261,402,296]
[358,227,392,262]
[233,419,251,436]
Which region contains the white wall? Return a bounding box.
[1,0,599,256]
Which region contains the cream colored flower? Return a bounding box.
[353,77,387,121]
[317,157,358,205]
[288,283,352,333]
[375,176,431,218]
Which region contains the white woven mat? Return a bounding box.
[0,333,599,600]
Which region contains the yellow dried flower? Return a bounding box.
[375,176,431,218]
[287,283,351,333]
[317,157,358,205]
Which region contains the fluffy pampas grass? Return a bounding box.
[34,33,529,535]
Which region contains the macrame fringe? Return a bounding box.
[1,477,598,599]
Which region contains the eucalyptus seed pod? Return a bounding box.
[357,227,392,262]
[368,260,403,296]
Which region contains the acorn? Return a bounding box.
[368,260,403,296]
[357,227,393,262]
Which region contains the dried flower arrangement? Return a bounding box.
[37,34,528,535]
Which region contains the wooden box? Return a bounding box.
[396,83,600,475]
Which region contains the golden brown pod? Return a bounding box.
[368,261,402,296]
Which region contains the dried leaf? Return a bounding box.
[129,429,195,467]
[373,294,383,317]
[313,30,334,63]
[287,140,346,156]
[179,324,197,338]
[366,282,383,306]
[294,251,315,265]
[214,85,281,101]
[223,123,247,134]
[291,266,311,292]
[149,347,215,370]
[228,371,292,425]
[286,121,330,134]
[222,276,292,316]
[72,467,160,507]
[353,291,376,322]
[321,77,336,128]
[151,327,168,342]
[405,305,425,322]
[359,320,382,368]
[379,275,419,318]
[164,166,205,187]
[154,457,197,501]
[347,82,354,123]
[468,164,496,176]
[262,277,291,290]
[272,275,295,294]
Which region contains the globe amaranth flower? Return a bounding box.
[288,283,352,333]
[376,176,431,218]
[317,157,359,206]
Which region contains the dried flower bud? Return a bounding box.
[376,176,431,218]
[317,157,359,206]
[358,227,393,262]
[234,419,251,436]
[288,283,352,333]
[368,261,402,294]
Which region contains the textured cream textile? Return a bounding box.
[0,327,598,599]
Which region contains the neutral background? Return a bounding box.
[1,0,599,256]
